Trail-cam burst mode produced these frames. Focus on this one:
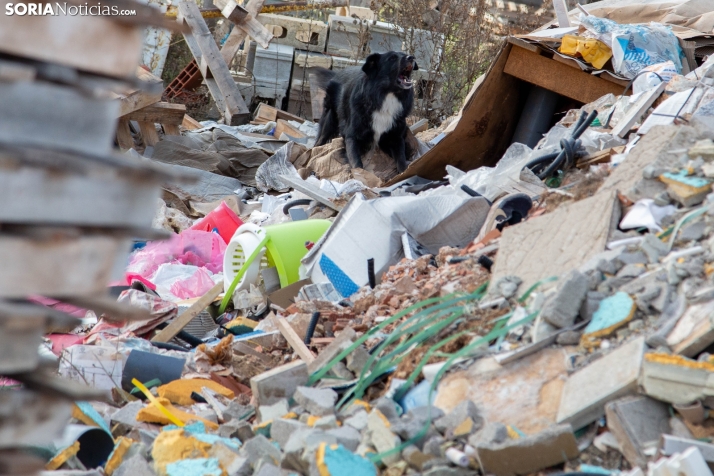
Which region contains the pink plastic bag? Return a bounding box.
[170,267,217,300]
[127,230,227,279]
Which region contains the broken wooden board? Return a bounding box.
[503,45,625,104]
[0,15,143,78]
[182,114,203,130]
[274,119,306,140]
[0,302,78,374]
[152,282,224,343]
[0,148,162,228]
[0,233,132,298]
[215,0,274,49]
[275,315,316,363]
[178,1,250,125]
[0,80,119,156]
[116,67,164,117]
[122,102,186,125]
[256,103,306,124]
[490,190,620,292]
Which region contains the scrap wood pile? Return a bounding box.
[9,1,714,476]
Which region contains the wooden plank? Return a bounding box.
[503,45,625,104]
[507,37,542,54]
[218,0,266,66]
[214,0,273,49]
[138,121,160,146]
[164,124,181,135]
[182,114,203,130]
[213,0,249,24]
[178,1,250,125]
[0,15,143,78]
[255,103,278,122]
[123,102,186,125]
[274,119,306,139]
[117,67,164,117]
[116,119,135,150]
[275,315,316,363]
[152,282,224,343]
[611,82,665,138]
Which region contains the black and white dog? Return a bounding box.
[313,51,418,173]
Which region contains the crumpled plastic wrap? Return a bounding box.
[127,229,226,279]
[170,267,218,300]
[581,15,684,79]
[254,142,302,192]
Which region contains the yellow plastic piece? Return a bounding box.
[506,425,521,440]
[72,404,100,428]
[559,35,613,69]
[133,378,185,428]
[283,412,298,419]
[137,397,219,431]
[152,429,212,476]
[157,378,235,406]
[307,415,321,427]
[46,441,80,470]
[105,437,133,476]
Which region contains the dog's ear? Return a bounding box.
[362,53,382,77]
[413,61,419,71]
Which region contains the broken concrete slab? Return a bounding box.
[605,395,671,468]
[293,387,337,416]
[325,425,361,452]
[270,418,308,449]
[366,410,401,466]
[557,337,646,430]
[307,327,356,374]
[582,291,636,343]
[435,348,568,434]
[490,190,619,293]
[250,360,308,407]
[641,352,714,404]
[257,399,289,424]
[114,454,155,476]
[666,300,714,357]
[475,424,579,476]
[540,270,589,329]
[241,435,281,468]
[433,400,483,438]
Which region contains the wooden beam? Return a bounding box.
[123,102,186,125]
[151,282,224,343]
[503,45,625,104]
[177,1,250,125]
[138,121,159,146]
[182,114,203,130]
[275,315,316,363]
[117,67,164,117]
[213,0,273,49]
[274,119,306,139]
[164,124,181,135]
[217,0,267,66]
[116,119,135,150]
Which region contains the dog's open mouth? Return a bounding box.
[397,65,414,89]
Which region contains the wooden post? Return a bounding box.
[177,1,250,125]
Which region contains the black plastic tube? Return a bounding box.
[304,312,320,345]
[283,198,313,215]
[367,258,376,289]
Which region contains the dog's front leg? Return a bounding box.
[344,136,367,169]
[379,131,407,173]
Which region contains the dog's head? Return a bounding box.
[362,51,419,90]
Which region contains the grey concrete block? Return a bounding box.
[293,387,337,416]
[250,360,308,407]
[541,270,589,328]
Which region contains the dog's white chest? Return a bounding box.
[371,93,402,143]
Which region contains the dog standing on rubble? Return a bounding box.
[313,51,418,173]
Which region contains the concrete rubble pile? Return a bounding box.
[8,1,714,476]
